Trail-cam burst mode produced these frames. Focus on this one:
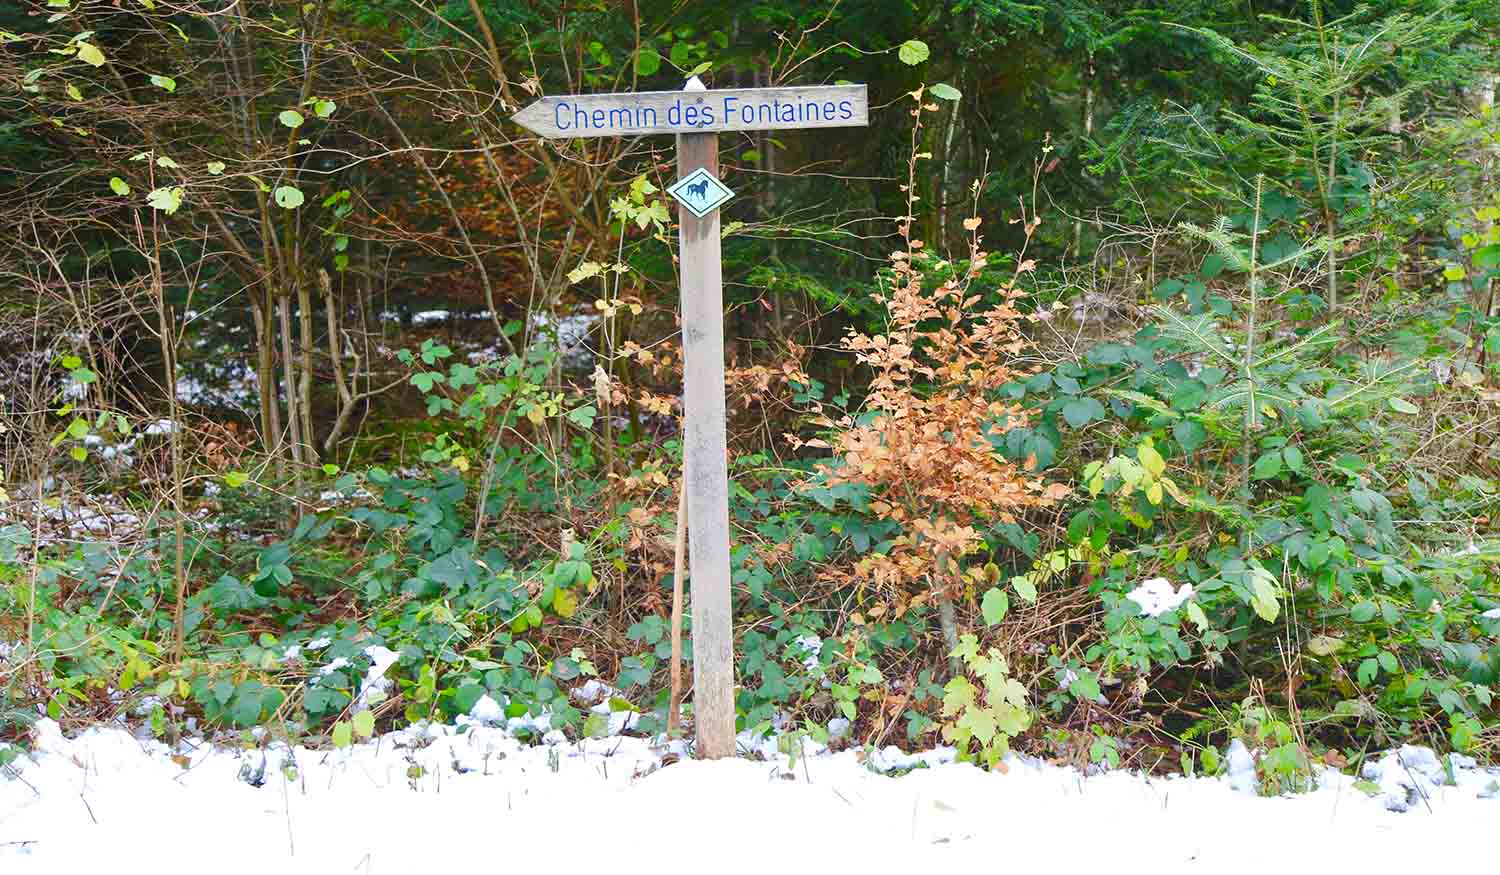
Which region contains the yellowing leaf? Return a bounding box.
[206,161,226,175]
[351,710,375,738]
[553,588,578,618]
[1137,444,1166,479]
[76,42,106,67]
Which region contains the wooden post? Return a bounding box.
[676,77,735,759]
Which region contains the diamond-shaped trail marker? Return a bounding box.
[667,167,734,218]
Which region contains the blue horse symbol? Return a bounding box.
[685,178,711,202]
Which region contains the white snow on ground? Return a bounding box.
[3,717,1498,875]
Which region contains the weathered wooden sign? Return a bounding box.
[514,78,868,760]
[512,84,868,138]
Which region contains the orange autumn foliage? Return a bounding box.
[816,219,1067,602]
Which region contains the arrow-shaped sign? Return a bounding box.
[512,84,868,139]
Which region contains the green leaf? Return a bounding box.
[1173,419,1207,452]
[66,83,82,101]
[1281,445,1304,474]
[1377,651,1399,675]
[70,446,88,462]
[109,177,130,196]
[331,721,352,749]
[273,186,304,209]
[687,61,712,77]
[351,710,375,738]
[1251,451,1282,480]
[1061,397,1105,428]
[635,49,662,77]
[929,82,962,101]
[1248,568,1280,622]
[149,74,176,93]
[76,42,106,67]
[313,99,337,118]
[1350,601,1378,623]
[1443,265,1465,281]
[1357,658,1378,685]
[223,471,248,488]
[206,161,226,175]
[898,39,930,66]
[981,587,1009,626]
[278,109,304,129]
[146,186,183,214]
[1009,574,1037,603]
[1387,397,1419,414]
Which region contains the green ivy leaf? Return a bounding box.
[278,109,304,129]
[898,39,930,66]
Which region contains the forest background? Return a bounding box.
[2,0,1499,784]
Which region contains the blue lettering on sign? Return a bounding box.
[548,93,856,133]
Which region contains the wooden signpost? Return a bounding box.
[515,77,869,759]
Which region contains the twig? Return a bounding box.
[666,462,688,737]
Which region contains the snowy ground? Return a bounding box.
[3,716,1497,875]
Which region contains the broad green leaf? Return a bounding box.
[981,587,1009,626]
[1281,445,1304,473]
[1061,396,1105,428]
[278,110,304,129]
[70,446,88,462]
[552,588,578,618]
[1349,601,1378,623]
[898,39,930,66]
[76,42,106,67]
[1010,574,1037,603]
[929,82,962,101]
[1443,265,1465,281]
[156,155,179,169]
[224,471,248,488]
[688,61,712,77]
[1173,419,1207,452]
[313,99,336,118]
[351,710,375,738]
[331,721,352,748]
[109,177,130,196]
[273,185,304,209]
[206,161,226,175]
[1251,451,1282,480]
[145,186,183,214]
[1387,397,1419,414]
[635,49,662,77]
[1248,567,1280,622]
[149,74,176,93]
[66,83,82,101]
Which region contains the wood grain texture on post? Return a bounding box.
[676,79,736,760]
